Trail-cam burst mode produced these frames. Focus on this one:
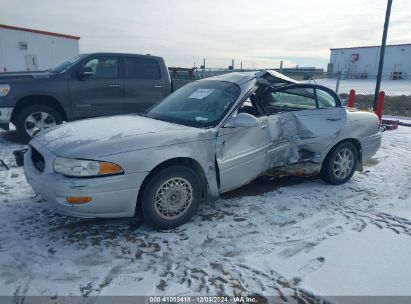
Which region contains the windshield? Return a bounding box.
[146,80,241,128]
[48,55,84,73]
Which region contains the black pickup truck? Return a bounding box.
[0,53,172,141]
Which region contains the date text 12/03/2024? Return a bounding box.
[149,296,257,303]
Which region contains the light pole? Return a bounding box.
[373,0,393,111]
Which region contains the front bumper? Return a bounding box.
[24,141,149,218]
[0,107,13,124]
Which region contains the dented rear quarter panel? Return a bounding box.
[344,110,382,160]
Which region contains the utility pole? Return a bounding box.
[373,0,393,111]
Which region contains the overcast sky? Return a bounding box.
[2,0,411,69]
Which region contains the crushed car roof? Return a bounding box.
[206,70,298,85]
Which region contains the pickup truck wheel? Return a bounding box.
[15,105,62,142]
[321,142,358,185]
[141,165,201,230]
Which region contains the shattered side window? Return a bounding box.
[261,87,317,113]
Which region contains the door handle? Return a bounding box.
[261,125,267,130]
[326,117,341,121]
[153,85,163,88]
[107,84,121,88]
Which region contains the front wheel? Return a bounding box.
[141,165,202,229]
[15,105,62,142]
[321,142,358,185]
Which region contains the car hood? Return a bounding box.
[0,70,52,81]
[32,115,215,158]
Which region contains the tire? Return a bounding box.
[320,142,358,185]
[15,105,63,143]
[141,165,202,229]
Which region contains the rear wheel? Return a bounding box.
[321,142,358,185]
[15,105,62,142]
[141,165,202,229]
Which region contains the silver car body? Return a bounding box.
[24,71,382,218]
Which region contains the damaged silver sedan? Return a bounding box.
[24,71,382,229]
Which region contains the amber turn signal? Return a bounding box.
[98,162,123,175]
[66,196,92,204]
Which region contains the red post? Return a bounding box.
[376,91,385,121]
[347,89,355,108]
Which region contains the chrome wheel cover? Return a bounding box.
[25,112,56,137]
[154,177,193,220]
[333,148,354,179]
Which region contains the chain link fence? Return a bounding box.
[312,73,411,117]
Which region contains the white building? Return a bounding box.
[328,43,411,79]
[0,24,80,72]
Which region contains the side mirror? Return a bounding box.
[77,66,94,78]
[225,113,259,128]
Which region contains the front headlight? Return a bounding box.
[53,157,123,177]
[0,84,11,96]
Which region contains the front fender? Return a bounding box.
[107,139,220,198]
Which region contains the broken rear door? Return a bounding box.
[260,84,347,169]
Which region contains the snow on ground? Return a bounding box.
[0,126,410,303]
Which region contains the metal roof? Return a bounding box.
[207,70,297,85]
[0,24,80,40]
[330,43,411,51]
[207,71,257,84]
